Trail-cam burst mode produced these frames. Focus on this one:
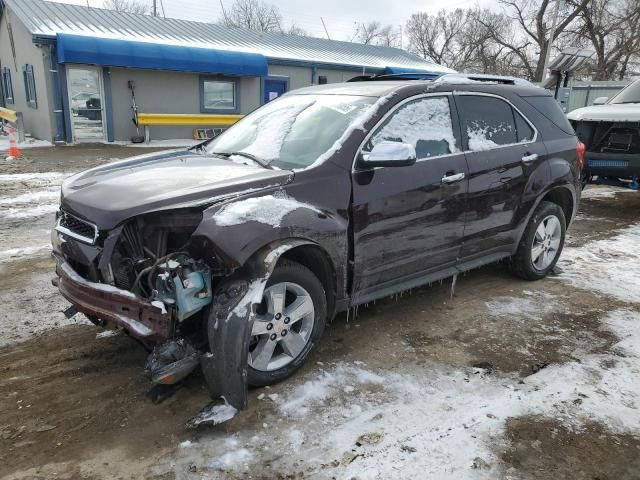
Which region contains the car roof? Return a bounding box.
[291,78,549,99]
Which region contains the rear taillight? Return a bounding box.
[577,141,586,170]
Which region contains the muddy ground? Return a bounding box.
[1,146,640,479]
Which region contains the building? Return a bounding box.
[0,0,452,143]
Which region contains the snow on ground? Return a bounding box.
[150,223,640,479]
[556,223,640,303]
[581,184,637,199]
[0,135,52,152]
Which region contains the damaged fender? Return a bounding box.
[200,239,312,410]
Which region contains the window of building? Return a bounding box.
[318,75,328,85]
[457,95,519,151]
[23,64,37,108]
[364,96,459,159]
[1,67,14,104]
[200,77,238,113]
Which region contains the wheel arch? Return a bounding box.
[244,239,338,320]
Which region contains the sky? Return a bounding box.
[54,0,496,44]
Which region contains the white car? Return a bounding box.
[568,79,640,185]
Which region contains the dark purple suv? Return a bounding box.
[52,75,582,412]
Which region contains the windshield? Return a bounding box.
[609,80,640,104]
[205,94,376,169]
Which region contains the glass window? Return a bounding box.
[206,94,376,169]
[514,109,534,142]
[1,68,14,104]
[457,95,518,151]
[364,96,459,159]
[201,78,236,112]
[23,64,37,108]
[609,79,640,105]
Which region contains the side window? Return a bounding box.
[23,64,37,108]
[1,68,14,104]
[200,76,238,113]
[457,95,518,151]
[514,109,534,142]
[364,96,459,159]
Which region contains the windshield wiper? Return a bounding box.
[209,151,271,168]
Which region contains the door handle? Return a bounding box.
[522,153,539,164]
[441,172,465,184]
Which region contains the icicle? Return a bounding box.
[450,274,458,300]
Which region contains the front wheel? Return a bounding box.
[247,259,327,387]
[510,201,566,281]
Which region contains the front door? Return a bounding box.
[351,94,468,302]
[453,93,547,259]
[67,66,105,142]
[263,77,288,104]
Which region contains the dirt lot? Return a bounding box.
[1,146,640,479]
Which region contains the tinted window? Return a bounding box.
[457,95,517,151]
[364,96,459,159]
[521,95,574,134]
[514,109,534,142]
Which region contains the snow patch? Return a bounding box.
[0,187,59,205]
[557,223,640,303]
[485,291,558,321]
[1,204,58,220]
[213,194,319,228]
[370,96,459,157]
[580,185,636,200]
[0,245,50,264]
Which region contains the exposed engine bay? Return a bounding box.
[573,121,640,155]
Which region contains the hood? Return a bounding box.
[567,103,640,122]
[61,149,293,230]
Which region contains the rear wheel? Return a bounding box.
[247,259,327,387]
[510,201,566,280]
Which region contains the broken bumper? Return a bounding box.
[52,257,172,343]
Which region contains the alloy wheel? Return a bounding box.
[248,281,315,372]
[531,214,562,270]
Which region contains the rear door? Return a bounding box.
[351,94,468,301]
[453,93,546,259]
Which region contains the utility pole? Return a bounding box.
[320,17,331,40]
[152,0,157,16]
[541,0,561,81]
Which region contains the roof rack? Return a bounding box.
[347,72,534,87]
[347,72,443,82]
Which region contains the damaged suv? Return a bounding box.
[568,79,640,185]
[52,75,582,413]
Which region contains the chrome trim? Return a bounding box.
[55,210,98,245]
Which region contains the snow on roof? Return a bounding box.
[4,0,453,73]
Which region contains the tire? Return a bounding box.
[510,201,566,281]
[247,259,327,387]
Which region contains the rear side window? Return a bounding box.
[365,96,459,159]
[514,110,534,142]
[521,95,574,135]
[456,95,518,151]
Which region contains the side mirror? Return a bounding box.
[360,141,417,167]
[592,96,609,105]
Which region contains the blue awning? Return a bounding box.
[56,33,268,76]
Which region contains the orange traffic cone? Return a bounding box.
[8,127,20,159]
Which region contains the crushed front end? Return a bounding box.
[51,208,219,348]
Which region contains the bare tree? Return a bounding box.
[488,0,590,81]
[220,0,307,36]
[575,0,640,79]
[353,22,401,48]
[102,0,150,15]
